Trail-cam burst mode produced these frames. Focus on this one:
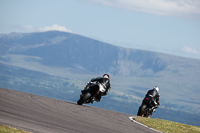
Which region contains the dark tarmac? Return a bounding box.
[0,88,158,133]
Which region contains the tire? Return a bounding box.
[77,92,91,105]
[137,104,147,117]
[77,99,84,105]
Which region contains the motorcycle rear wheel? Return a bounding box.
[77,92,91,105]
[138,104,147,117]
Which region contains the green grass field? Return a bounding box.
[0,125,31,133]
[135,117,200,133]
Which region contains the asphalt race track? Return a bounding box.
[0,88,159,133]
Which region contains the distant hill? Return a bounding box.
[0,31,200,126]
[1,31,199,76]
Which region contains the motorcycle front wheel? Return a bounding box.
[77,92,92,105]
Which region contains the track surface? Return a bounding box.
[0,88,158,133]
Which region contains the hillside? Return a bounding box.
[0,31,200,126]
[0,31,165,75]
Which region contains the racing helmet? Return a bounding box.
[103,74,109,79]
[153,86,159,92]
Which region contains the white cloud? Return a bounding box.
[182,46,200,55]
[19,24,73,33]
[86,0,200,18]
[22,25,35,32]
[39,24,72,32]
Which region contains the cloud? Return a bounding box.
[22,25,35,32]
[19,24,73,33]
[39,24,72,32]
[86,0,200,18]
[182,46,200,55]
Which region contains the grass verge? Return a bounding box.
[0,124,31,133]
[135,117,200,133]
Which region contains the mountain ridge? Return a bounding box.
[2,31,198,76]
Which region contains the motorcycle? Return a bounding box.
[137,96,158,118]
[77,82,103,105]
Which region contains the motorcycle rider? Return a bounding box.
[84,74,111,102]
[137,86,160,116]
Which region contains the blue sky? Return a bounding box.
[1,0,200,59]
